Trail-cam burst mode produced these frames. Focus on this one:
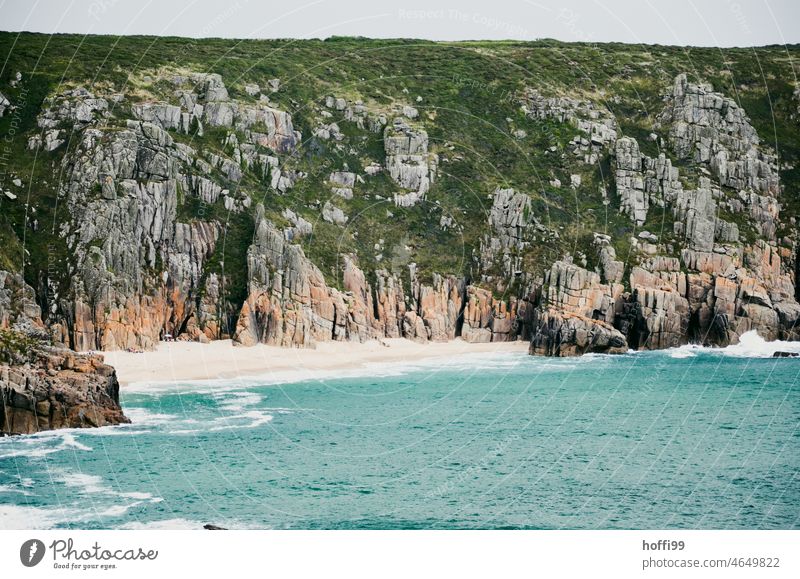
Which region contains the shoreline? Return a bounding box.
[103,338,531,388]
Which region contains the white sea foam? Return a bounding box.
[209,410,274,431]
[60,432,93,451]
[215,391,263,412]
[668,330,800,359]
[0,484,33,496]
[668,345,702,359]
[55,468,162,504]
[123,408,180,425]
[0,501,157,529]
[79,426,153,437]
[0,505,71,530]
[722,330,800,357]
[165,428,201,435]
[0,430,94,459]
[58,471,109,495]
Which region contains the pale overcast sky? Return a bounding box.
[0,0,797,47]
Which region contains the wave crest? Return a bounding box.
[669,330,800,359]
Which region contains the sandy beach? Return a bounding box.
[104,338,530,387]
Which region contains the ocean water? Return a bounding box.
[1,332,798,530]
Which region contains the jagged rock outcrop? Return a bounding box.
[234,205,354,347]
[1,347,128,435]
[672,184,717,251]
[322,94,387,134]
[409,272,464,342]
[384,118,436,207]
[481,188,533,276]
[658,73,779,195]
[522,88,618,164]
[0,92,9,117]
[0,271,43,333]
[529,309,627,356]
[593,234,624,285]
[25,77,303,351]
[618,259,691,350]
[322,201,347,225]
[0,271,127,435]
[528,261,627,356]
[460,286,517,343]
[614,136,683,225]
[232,207,523,348]
[58,120,224,350]
[27,87,109,152]
[328,171,357,199]
[615,137,648,225]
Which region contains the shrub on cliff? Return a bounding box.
[0,328,46,365]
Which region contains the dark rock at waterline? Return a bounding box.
[772,351,799,358]
[203,524,227,530]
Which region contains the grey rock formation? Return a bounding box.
[593,234,624,284]
[322,201,347,225]
[614,137,683,225]
[0,271,43,333]
[282,208,313,240]
[658,73,779,195]
[615,137,648,224]
[523,88,618,163]
[672,186,717,251]
[0,92,9,117]
[481,188,534,277]
[385,119,435,207]
[328,171,356,199]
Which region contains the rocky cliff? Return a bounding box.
[0,34,798,359]
[0,271,127,435]
[1,346,127,435]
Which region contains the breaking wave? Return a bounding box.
[668,330,800,359]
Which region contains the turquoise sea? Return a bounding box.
[1,333,798,529]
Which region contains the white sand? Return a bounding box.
[103,338,530,387]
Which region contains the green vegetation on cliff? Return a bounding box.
[0,32,798,310]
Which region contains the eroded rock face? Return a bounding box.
[234,206,390,347]
[232,206,524,348]
[8,68,800,362]
[623,258,691,350]
[529,309,627,356]
[658,73,779,195]
[522,88,617,164]
[0,271,43,333]
[0,272,127,435]
[614,136,684,226]
[30,78,300,351]
[481,188,533,276]
[527,261,628,356]
[60,122,223,350]
[1,348,128,435]
[385,118,436,207]
[460,286,517,343]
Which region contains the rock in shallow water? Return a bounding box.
[0,346,128,435]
